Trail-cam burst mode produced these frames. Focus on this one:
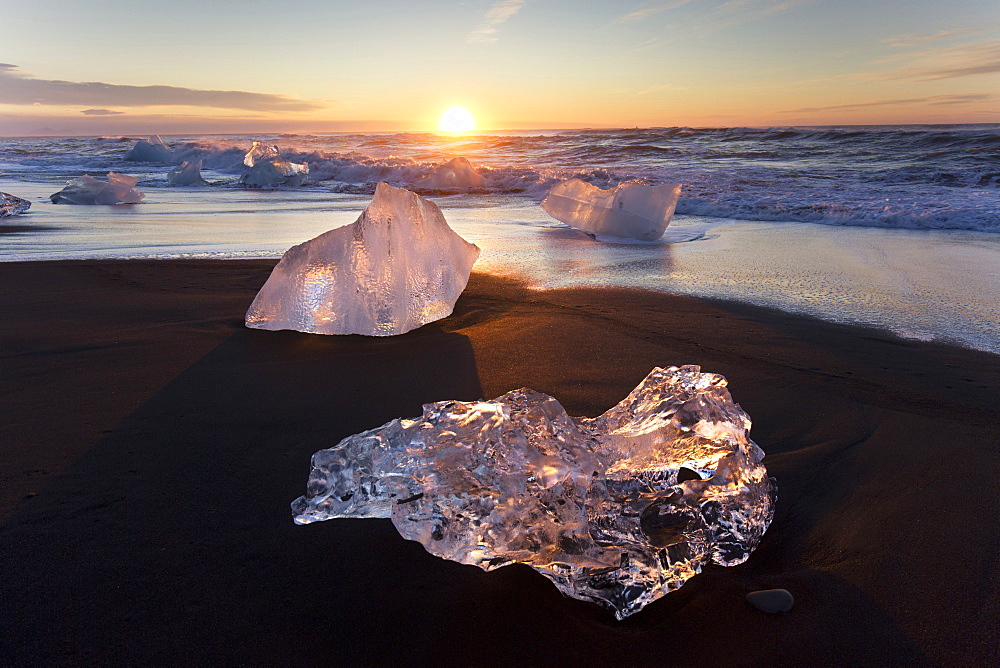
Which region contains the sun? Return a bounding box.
[438,106,477,134]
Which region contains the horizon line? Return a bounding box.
[4,120,1000,138]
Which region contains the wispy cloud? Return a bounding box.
[927,94,994,105]
[638,83,686,95]
[612,0,807,35]
[874,38,1000,81]
[80,108,124,116]
[0,64,324,112]
[632,35,666,51]
[884,28,975,48]
[781,93,991,113]
[467,0,527,43]
[623,0,809,38]
[698,0,808,31]
[612,1,693,25]
[924,59,1000,79]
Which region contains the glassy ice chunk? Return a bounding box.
[125,135,172,162]
[417,157,486,189]
[246,182,480,336]
[49,173,144,205]
[1,192,31,218]
[242,141,280,168]
[541,179,682,241]
[292,365,776,619]
[239,141,308,187]
[167,160,208,186]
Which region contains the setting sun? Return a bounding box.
[438,106,476,133]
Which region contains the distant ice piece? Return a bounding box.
[125,135,172,162]
[246,182,480,336]
[541,179,682,241]
[49,173,144,205]
[292,365,776,619]
[1,192,31,218]
[416,157,486,189]
[167,160,208,186]
[239,141,309,188]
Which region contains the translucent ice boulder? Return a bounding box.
[292,365,776,619]
[239,141,308,188]
[1,192,31,218]
[49,173,144,205]
[541,179,682,241]
[416,157,486,189]
[246,182,480,336]
[167,160,208,186]
[125,135,172,162]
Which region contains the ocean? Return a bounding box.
[2,125,999,352]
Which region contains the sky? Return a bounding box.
[1,0,998,134]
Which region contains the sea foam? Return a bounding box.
[0,125,997,232]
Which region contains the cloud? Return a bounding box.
[918,56,1000,80]
[884,28,975,48]
[627,0,808,38]
[467,0,527,43]
[612,1,693,25]
[0,64,324,112]
[876,38,1000,81]
[926,94,993,105]
[0,112,418,136]
[632,36,665,51]
[698,0,808,31]
[781,93,991,113]
[81,109,124,116]
[638,83,685,95]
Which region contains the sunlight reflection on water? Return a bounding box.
[3,183,1000,354]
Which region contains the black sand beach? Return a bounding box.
[2,260,998,665]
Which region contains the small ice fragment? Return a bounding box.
[541,179,682,241]
[125,135,172,162]
[292,365,777,619]
[239,141,308,188]
[416,157,486,189]
[243,141,280,168]
[49,173,144,205]
[1,192,31,218]
[246,182,480,336]
[746,588,794,613]
[167,160,208,186]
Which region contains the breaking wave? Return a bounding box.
[1,124,998,232]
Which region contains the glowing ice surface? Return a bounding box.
[239,141,308,187]
[417,157,486,189]
[125,135,172,162]
[167,160,208,186]
[542,179,682,241]
[49,173,144,205]
[246,182,480,336]
[1,192,30,217]
[292,365,776,619]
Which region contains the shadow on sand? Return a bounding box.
[2,314,932,665]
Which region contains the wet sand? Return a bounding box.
[7,180,1000,354]
[2,260,998,665]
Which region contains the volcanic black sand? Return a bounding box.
[2,260,998,665]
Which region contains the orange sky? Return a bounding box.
[1,1,998,134]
